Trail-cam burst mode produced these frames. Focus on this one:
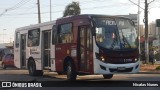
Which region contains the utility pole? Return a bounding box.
[129,0,156,63]
[138,0,141,58]
[144,0,156,63]
[144,0,149,63]
[50,0,52,21]
[37,0,41,23]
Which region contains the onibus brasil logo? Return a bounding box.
[1,82,42,87]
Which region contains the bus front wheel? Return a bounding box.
[103,74,113,79]
[36,70,43,76]
[66,61,77,81]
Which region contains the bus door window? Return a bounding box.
[79,27,85,70]
[86,27,93,70]
[78,26,92,71]
[15,32,20,48]
[43,30,51,67]
[21,34,26,67]
[81,28,85,70]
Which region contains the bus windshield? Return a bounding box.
[94,17,137,50]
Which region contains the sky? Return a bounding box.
[0,0,160,44]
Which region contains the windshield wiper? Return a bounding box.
[111,39,118,49]
[110,31,119,49]
[121,33,131,49]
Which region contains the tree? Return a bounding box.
[63,1,81,17]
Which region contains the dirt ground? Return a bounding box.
[140,64,160,71]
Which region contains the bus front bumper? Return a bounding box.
[94,59,140,74]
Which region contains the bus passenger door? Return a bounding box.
[20,34,27,68]
[78,26,93,72]
[42,30,51,69]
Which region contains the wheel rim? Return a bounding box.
[29,63,34,74]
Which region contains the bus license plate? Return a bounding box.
[117,67,125,70]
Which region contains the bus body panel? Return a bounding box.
[93,36,140,74]
[14,21,56,70]
[26,47,42,70]
[55,44,78,71]
[94,59,140,74]
[55,16,94,73]
[14,14,140,78]
[50,45,56,71]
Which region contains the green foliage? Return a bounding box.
[63,1,81,17]
[156,66,160,70]
[155,52,160,61]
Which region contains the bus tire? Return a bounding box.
[36,70,43,76]
[57,72,63,75]
[103,74,113,79]
[28,60,37,76]
[66,61,77,81]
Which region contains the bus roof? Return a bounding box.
[15,20,56,32]
[15,14,131,32]
[56,14,132,24]
[57,14,131,20]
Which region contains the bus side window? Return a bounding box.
[52,25,57,44]
[27,29,40,47]
[15,32,20,48]
[58,23,73,44]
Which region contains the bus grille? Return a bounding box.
[109,67,133,72]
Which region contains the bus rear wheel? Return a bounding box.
[103,74,113,79]
[66,61,77,81]
[28,60,37,76]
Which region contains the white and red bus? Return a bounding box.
[14,14,140,80]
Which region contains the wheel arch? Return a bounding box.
[27,57,35,69]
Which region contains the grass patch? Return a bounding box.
[156,66,160,70]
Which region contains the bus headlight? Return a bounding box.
[95,53,106,62]
[101,56,105,62]
[135,58,138,62]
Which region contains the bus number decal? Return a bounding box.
[56,47,61,50]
